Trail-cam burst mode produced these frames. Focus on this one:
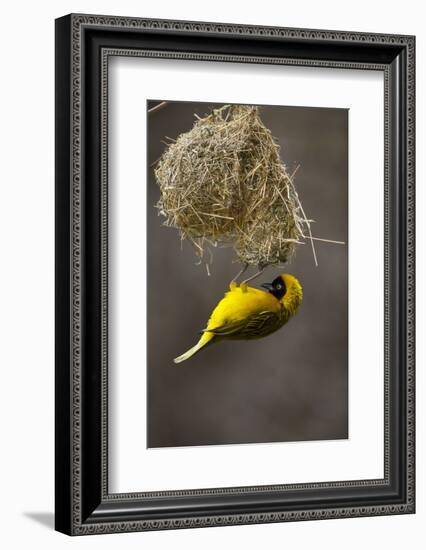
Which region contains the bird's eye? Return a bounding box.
[276,284,282,289]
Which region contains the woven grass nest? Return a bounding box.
[155,104,314,269]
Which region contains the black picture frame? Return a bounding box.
[55,13,415,535]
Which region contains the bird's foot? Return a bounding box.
[229,281,238,291]
[240,282,248,293]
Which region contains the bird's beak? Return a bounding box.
[261,282,274,292]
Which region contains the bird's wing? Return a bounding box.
[203,310,278,337]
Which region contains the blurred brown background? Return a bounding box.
[147,100,348,448]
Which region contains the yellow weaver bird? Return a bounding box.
[174,273,302,364]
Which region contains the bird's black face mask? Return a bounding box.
[261,276,286,300]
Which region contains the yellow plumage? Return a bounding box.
[174,273,302,363]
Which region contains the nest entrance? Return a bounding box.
[155,104,312,268]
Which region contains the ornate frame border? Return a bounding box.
[55,14,415,536]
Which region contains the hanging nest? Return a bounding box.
[154,104,312,267]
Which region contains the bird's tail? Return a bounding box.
[173,332,214,364]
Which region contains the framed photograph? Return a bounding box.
[55,14,415,535]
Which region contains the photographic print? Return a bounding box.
[147,100,348,448]
[56,16,415,534]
